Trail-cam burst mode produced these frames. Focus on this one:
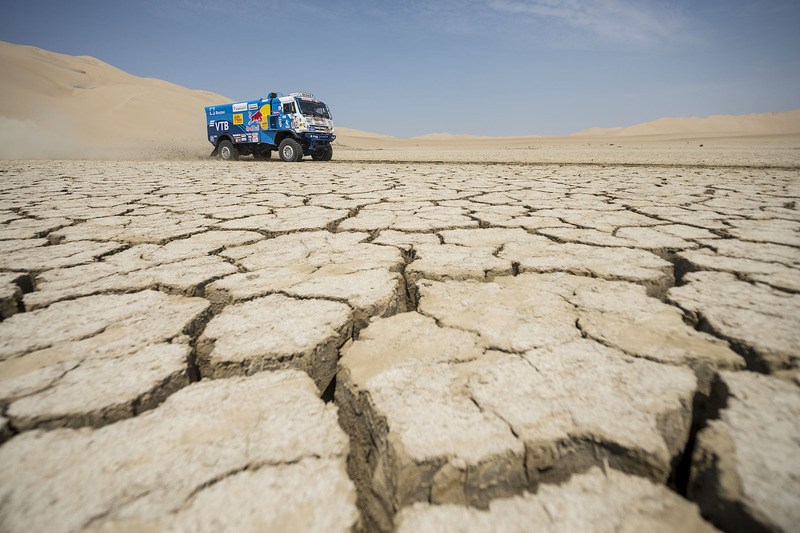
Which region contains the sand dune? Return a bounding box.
[572,110,800,137]
[335,111,800,154]
[1,40,799,160]
[411,133,495,140]
[0,41,230,159]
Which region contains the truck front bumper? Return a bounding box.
[300,132,335,153]
[301,133,335,143]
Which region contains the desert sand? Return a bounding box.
[2,39,800,165]
[1,41,799,533]
[0,41,231,159]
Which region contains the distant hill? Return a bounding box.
[0,41,230,158]
[411,133,495,140]
[571,111,800,137]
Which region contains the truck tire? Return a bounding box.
[312,145,333,161]
[218,140,238,161]
[279,138,303,162]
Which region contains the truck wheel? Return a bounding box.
[279,138,303,162]
[312,145,333,161]
[218,140,238,161]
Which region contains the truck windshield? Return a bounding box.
[296,99,331,119]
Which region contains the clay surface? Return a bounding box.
[0,371,358,533]
[0,160,795,532]
[396,467,719,533]
[689,371,800,533]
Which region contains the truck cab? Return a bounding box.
[206,92,335,162]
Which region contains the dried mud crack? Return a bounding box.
[0,160,798,533]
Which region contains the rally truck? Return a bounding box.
[206,92,335,162]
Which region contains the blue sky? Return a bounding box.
[2,0,799,137]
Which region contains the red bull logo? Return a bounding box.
[248,110,263,125]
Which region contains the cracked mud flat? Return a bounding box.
[0,159,798,532]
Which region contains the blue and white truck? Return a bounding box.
[205,92,335,162]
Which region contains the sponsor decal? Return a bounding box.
[215,110,226,115]
[245,125,259,132]
[309,126,316,131]
[259,104,270,130]
[208,120,215,128]
[248,111,263,124]
[233,114,243,125]
[249,104,271,130]
[248,103,258,110]
[232,103,248,112]
[250,133,258,142]
[248,109,263,124]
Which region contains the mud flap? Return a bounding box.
[209,146,219,157]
